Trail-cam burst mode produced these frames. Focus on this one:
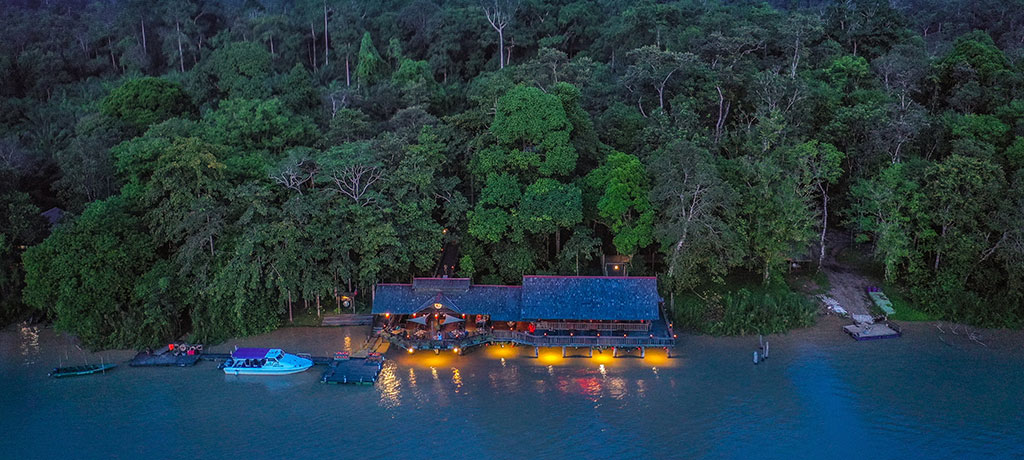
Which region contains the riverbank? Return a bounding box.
[7,313,1023,369]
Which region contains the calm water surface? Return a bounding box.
[2,318,1023,460]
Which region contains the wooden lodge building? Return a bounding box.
[372,276,676,355]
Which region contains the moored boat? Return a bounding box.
[48,363,117,378]
[222,348,313,375]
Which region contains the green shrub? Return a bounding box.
[672,282,816,336]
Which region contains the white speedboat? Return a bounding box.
[222,348,313,375]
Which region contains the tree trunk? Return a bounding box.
[498,29,505,68]
[935,225,947,270]
[270,34,275,56]
[288,290,293,323]
[311,23,317,70]
[818,186,828,271]
[141,18,147,53]
[317,295,322,318]
[345,55,350,86]
[176,21,185,72]
[790,37,800,78]
[109,39,117,71]
[555,229,561,255]
[323,1,329,67]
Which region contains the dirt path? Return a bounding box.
[819,233,872,317]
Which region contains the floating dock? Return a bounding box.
[129,351,201,367]
[321,357,383,385]
[844,320,902,341]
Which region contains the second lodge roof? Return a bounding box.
[372,276,661,322]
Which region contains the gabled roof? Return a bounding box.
[412,277,470,292]
[373,276,661,321]
[520,276,661,321]
[373,283,522,321]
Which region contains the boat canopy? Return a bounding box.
[232,348,280,359]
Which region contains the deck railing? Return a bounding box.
[380,330,675,349]
[381,333,492,351]
[533,321,651,332]
[491,330,674,347]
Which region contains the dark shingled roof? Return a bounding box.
[374,276,661,321]
[412,277,470,292]
[520,276,661,321]
[373,284,522,321]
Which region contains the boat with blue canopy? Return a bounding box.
[222,348,313,375]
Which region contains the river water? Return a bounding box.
[2,317,1023,460]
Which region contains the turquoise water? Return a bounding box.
[2,319,1022,459]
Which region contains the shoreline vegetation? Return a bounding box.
[2,1,1023,350]
[8,315,1021,365]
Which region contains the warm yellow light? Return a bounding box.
[485,345,517,359]
[591,353,613,365]
[407,348,415,354]
[643,349,670,366]
[385,313,390,318]
[453,348,460,354]
[613,265,620,270]
[538,351,563,365]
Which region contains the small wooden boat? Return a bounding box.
[48,363,117,378]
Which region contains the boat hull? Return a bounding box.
[49,363,117,378]
[221,351,314,376]
[223,365,312,376]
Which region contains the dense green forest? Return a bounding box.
[2,0,1023,347]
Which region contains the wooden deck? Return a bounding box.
[491,330,675,348]
[381,330,675,350]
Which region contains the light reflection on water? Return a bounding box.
[3,325,1024,459]
[376,360,401,409]
[18,322,39,365]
